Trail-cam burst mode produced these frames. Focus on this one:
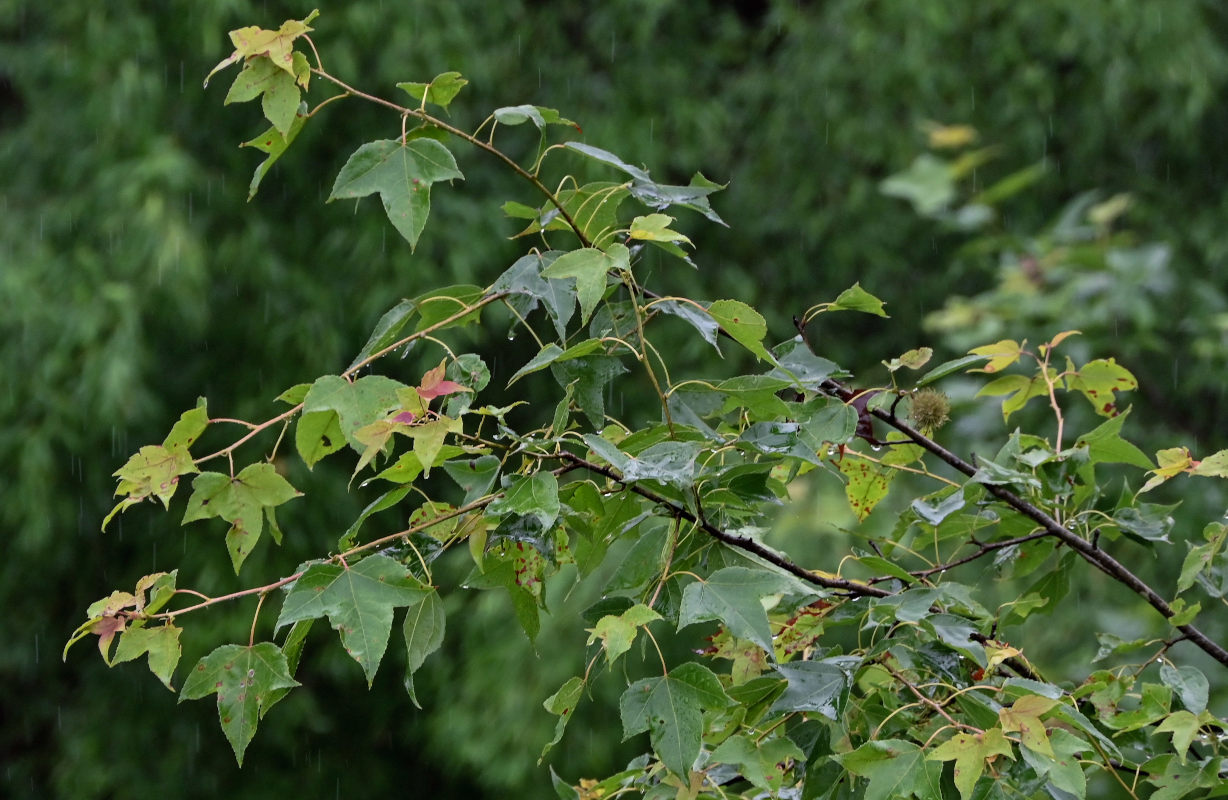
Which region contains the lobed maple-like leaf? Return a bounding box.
[182,462,302,573]
[180,643,300,765]
[276,554,431,685]
[328,139,463,249]
[619,662,733,777]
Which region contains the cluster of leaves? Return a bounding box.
[66,13,1228,799]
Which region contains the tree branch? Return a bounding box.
[552,450,892,598]
[818,378,1228,668]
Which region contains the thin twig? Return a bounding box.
[553,450,892,598]
[818,377,1228,668]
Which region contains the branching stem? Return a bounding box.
[819,377,1228,667]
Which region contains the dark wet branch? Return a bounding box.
[818,377,1228,669]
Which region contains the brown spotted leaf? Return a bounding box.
[180,643,300,766]
[837,456,892,521]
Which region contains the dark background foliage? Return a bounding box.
[4,1,1226,796]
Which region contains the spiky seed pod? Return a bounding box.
[909,388,951,434]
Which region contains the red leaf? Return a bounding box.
[417,380,468,400]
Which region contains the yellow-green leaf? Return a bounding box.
[968,339,1025,373]
[1068,357,1137,417]
[708,299,771,361]
[1140,447,1195,493]
[837,456,891,521]
[927,727,1015,800]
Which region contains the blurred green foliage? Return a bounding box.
[4,1,1228,796]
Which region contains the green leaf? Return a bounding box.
[492,104,578,131]
[276,554,431,685]
[715,375,792,419]
[396,71,468,109]
[880,153,955,215]
[971,455,1042,490]
[917,354,991,387]
[911,487,966,526]
[552,182,631,248]
[768,338,841,387]
[856,555,917,585]
[223,51,310,136]
[368,445,466,485]
[1105,682,1171,732]
[1017,727,1089,798]
[445,354,490,417]
[628,213,692,258]
[926,727,1015,800]
[1155,711,1201,764]
[563,143,727,224]
[164,398,210,452]
[276,383,311,405]
[1159,664,1209,714]
[677,567,793,651]
[346,299,416,372]
[551,354,629,429]
[1112,502,1176,544]
[111,624,182,691]
[412,284,486,332]
[260,619,313,717]
[1074,408,1152,469]
[707,299,772,361]
[629,213,691,245]
[328,139,463,249]
[239,103,308,199]
[619,662,732,777]
[967,339,1025,374]
[541,676,586,761]
[1178,522,1227,593]
[884,346,933,372]
[711,734,805,792]
[798,400,859,449]
[655,299,721,350]
[977,371,1052,421]
[492,251,576,340]
[302,374,405,451]
[507,344,566,385]
[337,486,410,551]
[587,603,661,666]
[770,660,850,719]
[394,415,462,479]
[1141,447,1196,494]
[603,522,669,594]
[180,642,300,766]
[488,472,560,529]
[621,441,704,490]
[295,410,346,468]
[839,739,944,800]
[402,590,445,707]
[181,463,302,573]
[540,245,628,325]
[1143,753,1223,800]
[442,456,500,505]
[830,283,889,317]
